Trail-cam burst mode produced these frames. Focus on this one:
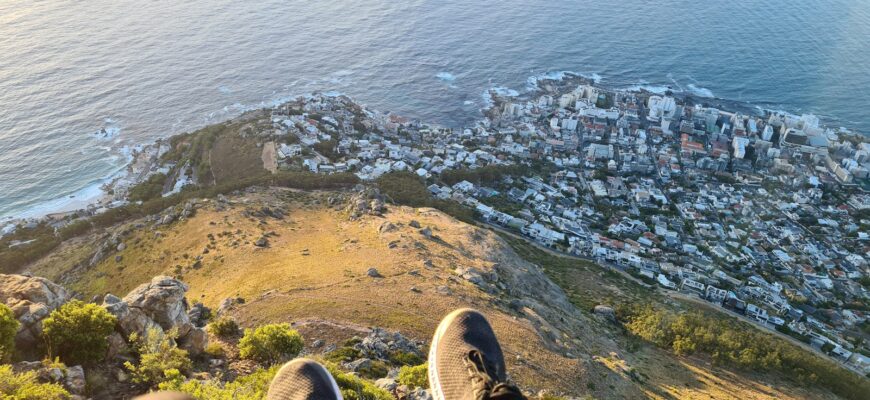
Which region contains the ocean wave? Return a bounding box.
[526,70,602,90]
[436,72,456,82]
[93,124,121,141]
[687,84,714,98]
[489,87,519,97]
[620,83,671,95]
[13,177,110,220]
[218,85,232,94]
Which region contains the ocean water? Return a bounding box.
[1,0,869,220]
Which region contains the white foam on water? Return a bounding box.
[436,72,456,82]
[526,70,603,90]
[218,85,232,94]
[490,87,519,97]
[621,83,671,95]
[687,84,714,98]
[15,178,109,220]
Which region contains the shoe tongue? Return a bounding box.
[467,351,526,400]
[488,384,526,400]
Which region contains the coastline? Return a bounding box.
[2,71,865,233]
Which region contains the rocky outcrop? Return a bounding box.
[355,327,424,360]
[346,188,386,219]
[12,361,86,397]
[122,276,193,336]
[0,274,71,356]
[102,276,207,355]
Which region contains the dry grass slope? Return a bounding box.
[20,188,845,399]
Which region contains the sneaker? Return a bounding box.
[428,308,526,400]
[267,358,343,400]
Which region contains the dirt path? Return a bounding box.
[261,141,277,174]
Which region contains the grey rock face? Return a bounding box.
[593,305,616,322]
[122,276,192,336]
[366,268,382,278]
[0,274,71,357]
[103,276,208,356]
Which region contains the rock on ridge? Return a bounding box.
[0,274,71,356]
[103,275,207,355]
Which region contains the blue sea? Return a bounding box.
[1,0,869,220]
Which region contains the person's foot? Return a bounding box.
[267,358,343,400]
[428,308,526,400]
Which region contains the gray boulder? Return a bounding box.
[122,276,193,337]
[375,378,398,392]
[0,274,71,357]
[187,302,210,327]
[178,327,209,356]
[216,296,245,315]
[355,327,423,360]
[593,305,616,322]
[102,294,161,339]
[342,357,372,372]
[366,268,382,278]
[64,365,86,395]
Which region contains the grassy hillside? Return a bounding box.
[18,187,854,399]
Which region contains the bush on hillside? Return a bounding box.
[375,171,473,223]
[618,304,870,400]
[397,362,429,389]
[0,364,70,400]
[239,323,304,364]
[207,316,239,338]
[0,303,20,362]
[125,327,193,386]
[128,173,168,202]
[42,300,117,365]
[388,350,423,366]
[356,360,389,379]
[158,366,278,400]
[323,362,393,400]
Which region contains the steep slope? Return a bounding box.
[22,187,841,399]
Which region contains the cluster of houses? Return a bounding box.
[261,80,870,374]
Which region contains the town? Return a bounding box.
[256,75,870,375]
[4,73,868,378]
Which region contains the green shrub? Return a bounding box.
[239,323,304,364]
[357,360,389,379]
[0,303,20,361]
[158,360,392,400]
[158,366,278,400]
[125,328,192,386]
[128,173,168,202]
[323,362,393,400]
[0,364,70,400]
[397,362,429,389]
[207,316,239,338]
[42,300,117,365]
[388,350,423,366]
[205,343,225,358]
[324,346,362,363]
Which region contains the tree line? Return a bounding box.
[617,304,870,400]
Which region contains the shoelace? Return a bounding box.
[464,350,526,400]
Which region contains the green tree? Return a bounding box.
[125,327,192,386]
[0,303,20,362]
[207,316,239,338]
[42,300,117,365]
[238,323,304,364]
